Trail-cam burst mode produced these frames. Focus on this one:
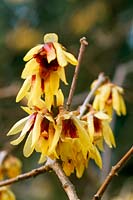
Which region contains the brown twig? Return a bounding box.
[78,73,106,119]
[0,163,51,187]
[93,145,133,200]
[66,37,88,110]
[51,159,80,200]
[0,158,80,200]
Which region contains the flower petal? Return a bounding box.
[56,89,64,106]
[102,121,116,148]
[16,77,31,102]
[31,113,42,147]
[44,33,58,43]
[87,114,94,138]
[53,42,67,67]
[94,111,110,120]
[72,116,91,158]
[119,95,126,115]
[46,45,56,63]
[21,59,39,79]
[23,130,35,157]
[23,45,43,61]
[112,87,121,115]
[57,67,68,85]
[63,51,78,65]
[48,123,61,155]
[50,72,59,95]
[90,145,102,168]
[7,116,29,136]
[11,114,36,145]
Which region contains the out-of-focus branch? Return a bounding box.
[0,158,80,200]
[78,72,106,119]
[93,146,133,200]
[66,37,88,110]
[0,83,20,98]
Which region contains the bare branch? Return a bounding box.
[0,158,80,200]
[78,73,106,119]
[51,159,80,200]
[0,163,50,187]
[0,83,20,99]
[93,145,133,200]
[66,37,88,110]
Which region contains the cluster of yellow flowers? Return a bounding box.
[7,33,126,178]
[0,154,22,200]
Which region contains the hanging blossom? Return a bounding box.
[54,108,102,178]
[7,107,102,178]
[0,187,16,200]
[16,33,78,110]
[0,154,21,200]
[91,80,126,116]
[82,107,116,151]
[7,107,56,159]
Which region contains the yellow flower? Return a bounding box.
[84,109,116,150]
[0,187,16,200]
[92,81,126,116]
[54,109,102,178]
[7,107,55,158]
[3,156,22,178]
[7,107,102,178]
[16,33,78,110]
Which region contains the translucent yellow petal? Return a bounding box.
[29,74,42,106]
[75,163,85,178]
[57,67,68,85]
[47,46,56,63]
[31,113,42,147]
[11,114,35,145]
[21,59,39,79]
[23,131,35,157]
[112,87,121,115]
[72,116,91,158]
[35,137,49,155]
[104,104,113,117]
[99,84,111,110]
[16,77,31,102]
[94,111,110,120]
[38,153,47,164]
[119,95,126,115]
[48,124,58,158]
[93,94,100,110]
[53,42,67,67]
[63,51,78,65]
[56,89,64,106]
[102,121,116,148]
[44,114,54,123]
[21,106,33,115]
[23,45,43,61]
[44,33,58,43]
[63,161,74,176]
[50,72,59,95]
[100,84,111,102]
[95,138,104,151]
[7,116,29,136]
[44,79,53,110]
[90,145,102,168]
[87,114,94,138]
[48,123,61,155]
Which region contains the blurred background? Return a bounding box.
[0,0,133,199]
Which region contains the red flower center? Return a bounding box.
[33,43,59,80]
